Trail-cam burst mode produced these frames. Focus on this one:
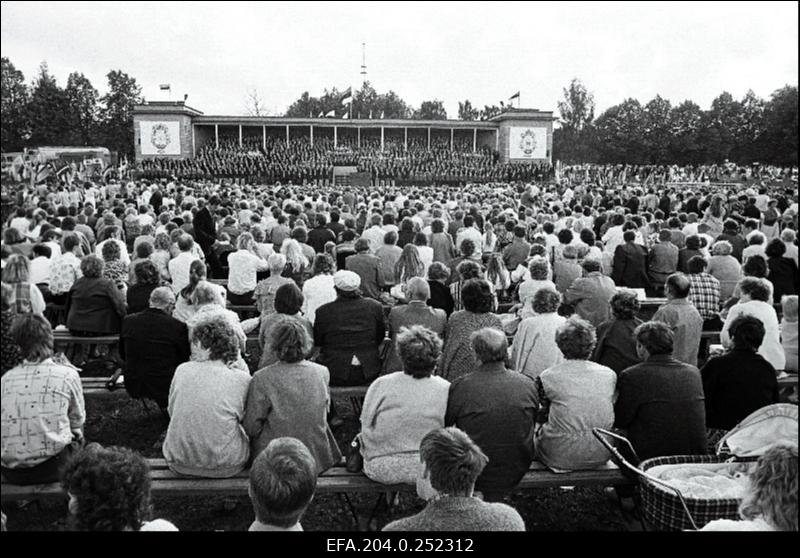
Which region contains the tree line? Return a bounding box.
[550,78,798,166]
[1,57,143,158]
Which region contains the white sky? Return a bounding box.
[1,1,797,119]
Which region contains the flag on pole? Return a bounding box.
[325,109,335,117]
[369,110,373,119]
[318,111,324,118]
[342,111,349,120]
[509,91,520,101]
[340,87,353,105]
[380,110,385,119]
[159,84,171,91]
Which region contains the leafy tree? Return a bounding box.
[479,104,503,120]
[699,91,742,162]
[65,72,99,145]
[26,62,71,147]
[99,69,143,158]
[668,100,704,164]
[731,89,765,162]
[758,85,798,165]
[641,95,673,163]
[1,57,29,151]
[414,100,447,120]
[557,78,595,133]
[593,98,645,163]
[353,81,379,119]
[458,100,479,120]
[377,90,411,119]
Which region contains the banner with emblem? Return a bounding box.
[508,127,547,160]
[140,121,181,155]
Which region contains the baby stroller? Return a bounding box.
[593,404,797,531]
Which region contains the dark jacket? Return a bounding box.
[767,256,799,303]
[593,317,643,374]
[701,349,779,430]
[308,226,335,254]
[120,308,190,408]
[445,362,538,496]
[615,355,707,460]
[428,280,455,317]
[345,253,383,300]
[66,276,127,334]
[677,248,703,273]
[612,242,651,289]
[126,283,158,314]
[193,206,216,253]
[314,296,386,384]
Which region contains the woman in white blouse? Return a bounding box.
[301,253,336,326]
[721,277,786,371]
[226,232,269,305]
[510,287,566,379]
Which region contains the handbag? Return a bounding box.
[345,436,364,473]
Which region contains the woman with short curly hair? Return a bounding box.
[355,324,451,486]
[510,287,567,379]
[163,316,251,478]
[66,255,126,336]
[708,240,743,300]
[534,316,616,471]
[517,256,556,320]
[126,260,160,314]
[592,290,644,374]
[61,443,177,531]
[258,282,313,369]
[440,279,503,381]
[244,318,342,474]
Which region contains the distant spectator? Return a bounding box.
[652,273,704,366]
[254,253,293,317]
[427,261,455,317]
[765,239,798,303]
[126,260,160,314]
[563,258,617,327]
[1,254,46,315]
[0,283,22,375]
[66,255,126,336]
[780,295,798,373]
[510,287,566,379]
[257,282,313,369]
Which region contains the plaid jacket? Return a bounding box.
[687,272,721,319]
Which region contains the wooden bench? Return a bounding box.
[0,458,630,503]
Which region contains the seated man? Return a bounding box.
[119,287,191,410]
[1,314,85,485]
[563,258,617,327]
[445,328,537,501]
[615,321,707,461]
[383,427,525,532]
[248,437,317,532]
[652,272,704,367]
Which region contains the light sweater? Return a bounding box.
[227,250,269,294]
[360,372,450,461]
[383,496,525,531]
[163,360,251,478]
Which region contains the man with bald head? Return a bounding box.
[384,277,447,373]
[119,287,191,410]
[652,273,704,366]
[445,328,537,502]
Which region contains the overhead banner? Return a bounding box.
[508,127,547,160]
[140,121,181,155]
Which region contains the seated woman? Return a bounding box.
[440,279,503,381]
[592,290,644,374]
[359,325,450,485]
[701,443,797,531]
[780,295,798,373]
[707,240,742,301]
[517,257,556,320]
[186,281,251,371]
[702,315,778,434]
[244,319,341,474]
[392,244,426,300]
[227,232,270,305]
[510,287,566,379]
[258,282,313,369]
[253,253,294,317]
[100,240,129,293]
[450,260,485,312]
[301,253,336,326]
[1,254,46,315]
[66,255,127,337]
[1,282,23,374]
[172,259,221,323]
[61,444,177,531]
[126,260,160,314]
[163,316,251,478]
[427,262,455,317]
[534,316,617,471]
[1,314,85,485]
[722,277,785,371]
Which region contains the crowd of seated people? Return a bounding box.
[1,170,798,531]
